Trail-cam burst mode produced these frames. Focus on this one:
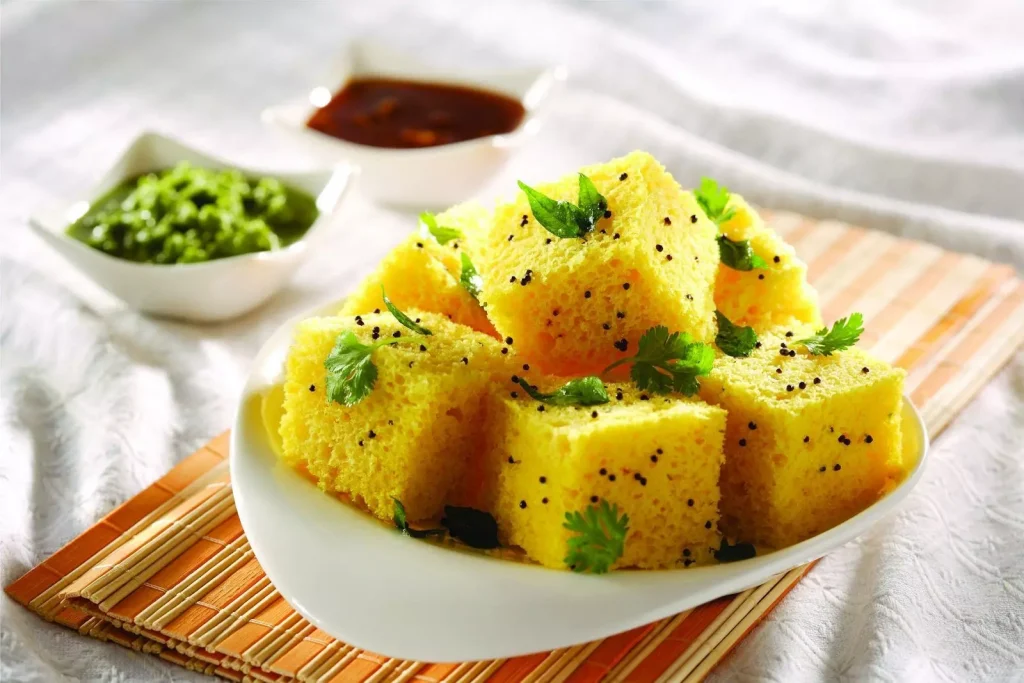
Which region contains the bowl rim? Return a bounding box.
[262,39,568,156]
[29,129,356,272]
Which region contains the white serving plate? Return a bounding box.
[29,132,355,322]
[262,40,566,209]
[231,297,929,663]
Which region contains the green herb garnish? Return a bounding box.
[696,178,766,271]
[441,506,500,549]
[517,174,607,239]
[714,310,758,358]
[460,253,483,300]
[564,500,629,574]
[324,331,408,406]
[392,497,409,530]
[420,212,461,245]
[717,235,768,271]
[392,498,445,539]
[714,538,757,563]
[515,376,610,406]
[796,313,864,356]
[694,177,736,227]
[604,326,715,396]
[381,286,432,336]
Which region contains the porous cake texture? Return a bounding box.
[467,151,720,376]
[480,380,726,570]
[699,328,905,548]
[714,195,822,330]
[340,203,496,335]
[278,311,507,522]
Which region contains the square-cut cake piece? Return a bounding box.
[699,328,904,549]
[715,194,822,330]
[468,151,720,376]
[480,381,726,570]
[278,311,507,522]
[340,203,496,336]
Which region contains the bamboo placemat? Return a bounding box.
[7,210,1024,682]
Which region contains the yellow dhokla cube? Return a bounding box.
[340,203,496,336]
[715,195,822,330]
[699,328,904,549]
[481,381,726,570]
[469,151,719,376]
[278,311,506,522]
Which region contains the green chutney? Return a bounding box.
[67,162,319,265]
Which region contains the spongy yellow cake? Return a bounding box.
[278,311,507,522]
[269,150,907,573]
[340,203,496,336]
[467,151,720,376]
[699,327,904,548]
[479,380,726,570]
[715,195,822,330]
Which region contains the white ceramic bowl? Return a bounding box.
[29,132,355,322]
[231,296,930,663]
[262,41,567,209]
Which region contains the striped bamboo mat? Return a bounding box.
[7,210,1024,682]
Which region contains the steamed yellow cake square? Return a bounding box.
[699,328,904,549]
[479,380,726,570]
[467,151,719,376]
[340,203,496,336]
[278,311,506,522]
[715,194,822,330]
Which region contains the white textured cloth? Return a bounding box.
[1,2,1022,682]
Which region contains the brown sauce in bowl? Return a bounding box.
[306,78,526,149]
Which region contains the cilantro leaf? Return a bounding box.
[441,506,500,549]
[517,173,607,239]
[324,331,381,406]
[604,326,715,396]
[324,331,413,406]
[715,538,756,563]
[696,178,765,272]
[797,312,864,356]
[715,310,758,358]
[717,235,768,271]
[392,497,445,539]
[516,376,610,406]
[420,211,461,245]
[564,500,629,574]
[381,286,432,336]
[694,177,737,226]
[459,253,483,300]
[392,497,409,530]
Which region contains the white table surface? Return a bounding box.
[1,2,1022,681]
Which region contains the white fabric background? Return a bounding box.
[1,2,1022,682]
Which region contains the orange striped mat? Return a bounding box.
[7,211,1024,682]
